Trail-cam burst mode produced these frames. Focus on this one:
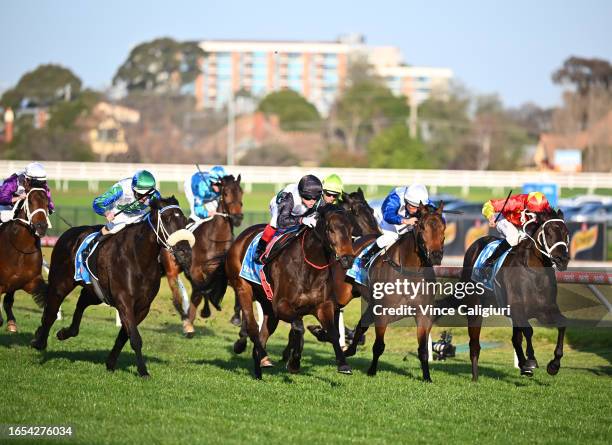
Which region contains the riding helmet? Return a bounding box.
[132,170,156,194]
[209,165,227,184]
[298,175,323,200]
[322,174,343,195]
[24,162,47,181]
[404,184,429,207]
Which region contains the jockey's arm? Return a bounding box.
[0,174,19,206]
[381,192,405,226]
[93,183,123,216]
[276,193,302,228]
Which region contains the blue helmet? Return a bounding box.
[209,165,226,183]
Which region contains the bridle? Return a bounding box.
[146,204,194,251]
[522,212,569,261]
[13,187,52,232]
[302,209,352,269]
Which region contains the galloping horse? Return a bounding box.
[345,203,446,381]
[451,209,569,381]
[31,196,194,377]
[161,174,243,336]
[225,204,355,379]
[0,187,50,332]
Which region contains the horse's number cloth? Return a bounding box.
[471,240,511,290]
[74,232,99,284]
[346,243,383,286]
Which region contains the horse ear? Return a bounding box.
[436,200,444,214]
[418,201,427,212]
[357,187,365,198]
[237,174,241,184]
[557,208,564,220]
[341,191,350,203]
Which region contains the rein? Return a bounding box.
[522,212,569,261]
[301,229,331,270]
[12,188,52,231]
[146,204,186,250]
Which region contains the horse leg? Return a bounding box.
[0,293,3,328]
[511,326,531,377]
[57,288,100,341]
[523,324,538,370]
[316,301,351,374]
[117,304,150,377]
[345,302,376,357]
[416,314,433,383]
[367,325,387,376]
[3,292,17,333]
[258,311,278,367]
[235,283,267,379]
[467,314,482,382]
[186,288,203,331]
[286,319,305,374]
[546,313,567,376]
[233,315,248,354]
[31,279,75,351]
[106,327,129,372]
[230,294,242,326]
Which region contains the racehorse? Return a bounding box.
[31,196,194,377]
[0,187,50,333]
[345,203,446,381]
[161,174,243,336]
[225,204,356,379]
[339,188,381,237]
[448,209,569,381]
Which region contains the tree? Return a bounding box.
[113,38,205,93]
[0,64,82,109]
[367,124,432,169]
[238,144,299,166]
[257,89,321,131]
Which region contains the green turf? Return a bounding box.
[1,272,611,445]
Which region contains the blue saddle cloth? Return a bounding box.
[346,243,383,286]
[239,226,301,285]
[471,240,510,291]
[74,232,99,284]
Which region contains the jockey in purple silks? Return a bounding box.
[0,162,55,223]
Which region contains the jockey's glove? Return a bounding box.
[302,215,318,228]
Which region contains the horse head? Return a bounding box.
[531,209,569,271]
[219,174,244,227]
[414,201,446,266]
[340,187,380,237]
[16,184,50,237]
[316,204,355,270]
[149,196,195,271]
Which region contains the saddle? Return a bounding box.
[260,226,304,265]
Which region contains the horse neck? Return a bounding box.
[303,228,329,264]
[4,219,37,250]
[199,216,233,254]
[132,218,163,260]
[390,232,425,268]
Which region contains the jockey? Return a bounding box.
[184,165,226,221]
[0,162,54,223]
[89,170,160,246]
[321,174,343,205]
[360,183,430,264]
[481,191,552,272]
[254,174,323,263]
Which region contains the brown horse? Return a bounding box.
[345,203,446,381]
[31,196,194,377]
[443,209,570,381]
[225,204,355,379]
[161,175,243,336]
[0,187,50,333]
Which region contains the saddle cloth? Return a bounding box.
[346,242,384,286]
[74,232,99,284]
[471,239,511,291]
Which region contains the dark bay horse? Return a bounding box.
[161,174,243,336]
[345,203,446,381]
[225,204,356,379]
[0,187,50,333]
[31,196,194,377]
[339,188,381,238]
[450,209,570,381]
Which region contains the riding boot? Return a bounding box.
[482,239,511,279]
[254,238,268,265]
[360,243,382,267]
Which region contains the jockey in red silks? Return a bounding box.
[481,191,552,272]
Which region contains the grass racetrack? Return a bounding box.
[1,277,611,445]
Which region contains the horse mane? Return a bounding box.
[317,202,344,217]
[150,195,179,210]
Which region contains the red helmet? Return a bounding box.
[526,191,549,211]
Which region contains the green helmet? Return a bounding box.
[322,174,343,195]
[131,170,156,194]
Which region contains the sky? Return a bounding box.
[1,0,611,108]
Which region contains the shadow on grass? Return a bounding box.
[37,349,168,374]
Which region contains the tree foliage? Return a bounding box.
[113,37,205,93]
[0,64,82,109]
[367,124,431,169]
[257,89,321,131]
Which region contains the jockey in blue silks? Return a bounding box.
[184,165,227,221]
[361,183,431,264]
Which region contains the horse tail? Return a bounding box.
[31,279,48,308]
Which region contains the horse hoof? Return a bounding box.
[546,361,560,376]
[524,359,538,370]
[182,321,195,338]
[367,368,377,377]
[337,364,352,375]
[423,378,433,383]
[140,373,151,379]
[520,367,534,377]
[306,325,328,342]
[30,338,47,350]
[233,338,247,354]
[56,328,72,341]
[286,361,301,374]
[6,320,17,333]
[200,307,211,319]
[229,314,241,327]
[260,356,274,368]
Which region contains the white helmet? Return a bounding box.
[24,162,47,181]
[404,184,429,207]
